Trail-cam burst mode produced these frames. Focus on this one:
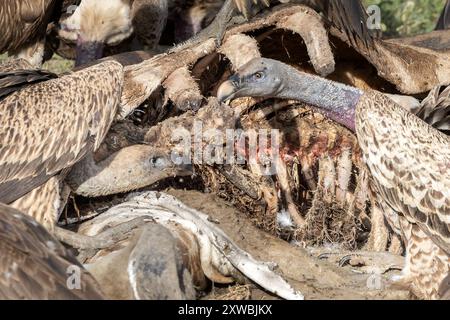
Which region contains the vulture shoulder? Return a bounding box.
[0,203,104,299]
[356,90,450,254]
[0,60,124,204]
[0,0,58,53]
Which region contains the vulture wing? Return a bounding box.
[315,0,377,49]
[356,91,450,255]
[0,61,123,204]
[416,86,450,135]
[231,0,377,47]
[436,0,450,30]
[0,203,104,299]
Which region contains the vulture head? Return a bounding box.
[217,58,286,102]
[217,58,363,131]
[59,0,134,66]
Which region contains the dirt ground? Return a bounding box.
[164,189,411,300]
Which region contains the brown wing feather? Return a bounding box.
[436,0,450,30]
[313,0,377,49]
[0,203,104,299]
[416,86,450,135]
[0,60,124,204]
[356,91,450,254]
[232,0,377,47]
[0,69,58,100]
[0,0,58,53]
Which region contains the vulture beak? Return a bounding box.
[217,75,240,103]
[75,37,105,67]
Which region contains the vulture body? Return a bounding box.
[218,58,450,299]
[0,0,58,67]
[0,203,104,299]
[0,0,79,67]
[0,59,124,231]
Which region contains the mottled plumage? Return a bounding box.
[0,66,58,100]
[218,58,450,299]
[0,203,104,299]
[0,60,124,229]
[0,0,60,66]
[356,91,449,299]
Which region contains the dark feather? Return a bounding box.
[300,0,378,50]
[0,69,58,101]
[436,0,450,30]
[0,0,58,53]
[416,86,450,135]
[0,203,104,299]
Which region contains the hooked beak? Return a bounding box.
[75,37,104,67]
[217,75,240,103]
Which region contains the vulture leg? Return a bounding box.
[163,67,203,112]
[365,200,390,252]
[10,176,70,233]
[316,250,404,275]
[171,0,238,51]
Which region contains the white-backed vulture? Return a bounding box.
[217,57,450,299]
[0,0,79,67]
[0,0,58,67]
[0,59,124,231]
[0,203,104,299]
[0,32,221,231]
[58,0,168,66]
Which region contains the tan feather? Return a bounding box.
[416,86,450,134]
[0,203,104,299]
[0,60,124,204]
[356,91,450,256]
[0,0,56,53]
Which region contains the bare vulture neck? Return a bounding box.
[278,66,363,131]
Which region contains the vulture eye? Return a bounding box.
[253,72,264,80]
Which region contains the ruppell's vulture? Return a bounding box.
[217,57,450,299]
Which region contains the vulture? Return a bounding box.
[0,59,124,231]
[0,0,78,67]
[58,0,168,66]
[436,0,450,30]
[230,0,374,43]
[0,0,57,67]
[0,203,104,299]
[217,58,450,300]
